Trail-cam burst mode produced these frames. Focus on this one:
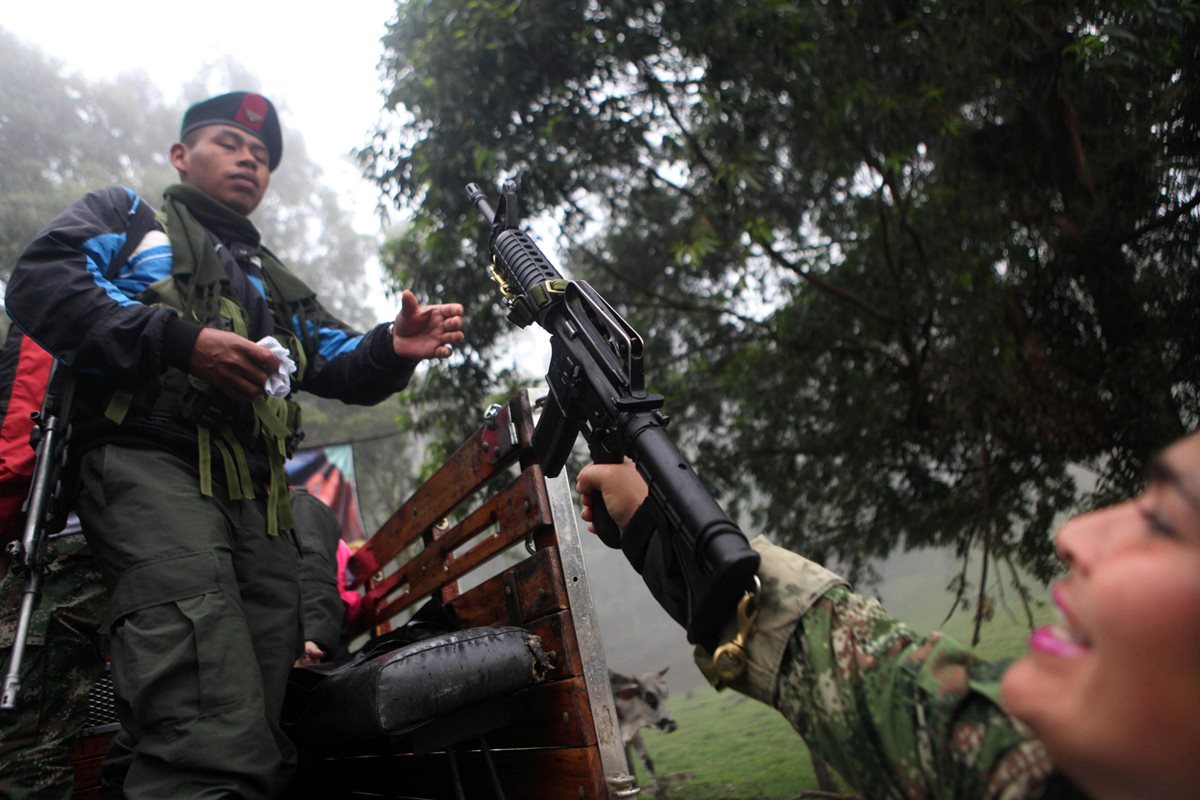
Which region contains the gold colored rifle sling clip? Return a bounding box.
[711,575,762,687]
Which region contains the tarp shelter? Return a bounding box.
[285,443,367,543]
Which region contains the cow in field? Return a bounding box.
[610,667,677,799]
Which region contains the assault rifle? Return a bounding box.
[1,362,77,712]
[466,181,760,653]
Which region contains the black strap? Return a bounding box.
[210,234,273,342]
[105,196,160,280]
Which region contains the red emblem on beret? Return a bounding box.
[235,94,269,132]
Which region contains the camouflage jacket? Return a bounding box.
[694,537,1060,800]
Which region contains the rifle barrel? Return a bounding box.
[465,183,496,224]
[0,363,75,712]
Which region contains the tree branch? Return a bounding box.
[973,431,995,647]
[1127,191,1200,243]
[751,232,901,326]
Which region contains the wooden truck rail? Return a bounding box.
[70,390,637,799]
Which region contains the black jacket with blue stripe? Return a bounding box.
[5,186,415,473]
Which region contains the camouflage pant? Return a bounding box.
[0,535,108,800]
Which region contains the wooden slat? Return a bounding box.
[525,609,584,681]
[71,729,118,797]
[71,756,105,792]
[426,523,461,604]
[350,393,534,583]
[71,729,118,761]
[488,746,608,800]
[487,677,597,749]
[448,546,569,629]
[318,745,608,800]
[360,466,552,630]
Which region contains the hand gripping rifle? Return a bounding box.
[1,362,77,712]
[466,182,761,659]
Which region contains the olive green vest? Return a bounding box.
[104,211,316,534]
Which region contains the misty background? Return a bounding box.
[0,21,1056,702]
[8,7,1198,796]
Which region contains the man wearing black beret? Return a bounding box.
[4,90,464,799]
[181,91,285,172]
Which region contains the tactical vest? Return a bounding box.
[103,216,313,534]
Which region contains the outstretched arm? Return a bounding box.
[574,459,1047,799]
[391,290,465,361]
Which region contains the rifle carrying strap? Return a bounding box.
[102,198,167,427]
[106,194,162,282]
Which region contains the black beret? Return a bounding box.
[181,91,283,171]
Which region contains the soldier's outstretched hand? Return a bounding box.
[391,290,465,360]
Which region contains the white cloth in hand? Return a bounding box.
[257,335,297,398]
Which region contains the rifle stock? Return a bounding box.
[1,363,76,712]
[467,182,760,650]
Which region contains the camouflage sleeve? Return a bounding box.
[695,537,1053,800]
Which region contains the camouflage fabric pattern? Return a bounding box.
[696,538,1054,800]
[0,535,108,800]
[694,535,849,703]
[776,585,1053,799]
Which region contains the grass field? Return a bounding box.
[630,688,823,799]
[624,552,1056,799]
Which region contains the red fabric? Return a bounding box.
[0,336,53,540]
[305,469,366,543]
[336,539,364,630]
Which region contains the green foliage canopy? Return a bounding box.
[0,29,178,279]
[364,1,1199,631]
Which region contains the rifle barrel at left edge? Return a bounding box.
[0,363,76,712]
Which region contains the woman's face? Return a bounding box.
[1000,433,1200,798]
